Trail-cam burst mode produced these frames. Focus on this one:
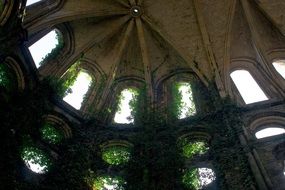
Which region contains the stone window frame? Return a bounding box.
[249,115,285,141]
[229,58,281,106]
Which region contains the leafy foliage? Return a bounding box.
[21,145,52,174]
[183,168,200,190]
[183,168,216,190]
[171,82,196,119]
[93,176,126,190]
[39,30,64,66]
[114,88,139,123]
[0,63,16,91]
[40,123,63,144]
[61,61,81,96]
[180,140,208,159]
[102,146,131,166]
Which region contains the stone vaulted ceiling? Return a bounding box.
[23,0,285,113]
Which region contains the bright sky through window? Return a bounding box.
[114,89,138,124]
[230,70,268,104]
[198,168,216,187]
[178,83,196,119]
[26,0,42,6]
[29,30,58,68]
[255,127,285,139]
[25,159,46,174]
[22,147,50,174]
[273,60,285,79]
[63,71,92,110]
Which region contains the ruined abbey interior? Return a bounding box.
[1,0,285,189]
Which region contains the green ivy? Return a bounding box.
[21,145,52,173]
[93,176,126,190]
[0,63,16,92]
[102,146,131,166]
[40,123,63,144]
[39,30,64,66]
[61,61,81,96]
[182,168,200,190]
[180,140,208,159]
[170,82,196,119]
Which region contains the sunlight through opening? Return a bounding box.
[114,89,138,124]
[183,167,216,190]
[63,71,92,110]
[93,176,126,190]
[22,146,51,174]
[230,70,268,104]
[273,60,285,79]
[178,83,196,119]
[255,127,285,139]
[26,0,42,6]
[29,30,58,68]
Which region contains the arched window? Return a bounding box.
[173,82,196,119]
[93,176,126,190]
[63,70,92,110]
[0,63,17,91]
[21,146,52,174]
[255,127,285,139]
[273,60,285,79]
[102,146,131,166]
[183,167,216,190]
[40,123,64,144]
[29,29,63,68]
[230,70,268,104]
[114,88,138,124]
[180,140,209,159]
[26,0,42,6]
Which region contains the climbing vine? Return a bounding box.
[39,30,64,66]
[102,146,131,166]
[40,123,63,145]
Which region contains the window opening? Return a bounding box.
[255,127,285,139]
[26,0,42,6]
[173,82,196,119]
[63,71,92,110]
[114,88,138,124]
[230,70,268,104]
[93,176,126,190]
[40,123,63,144]
[183,168,216,190]
[179,139,209,159]
[29,30,62,68]
[273,60,285,79]
[21,146,52,174]
[102,146,131,166]
[0,63,16,91]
